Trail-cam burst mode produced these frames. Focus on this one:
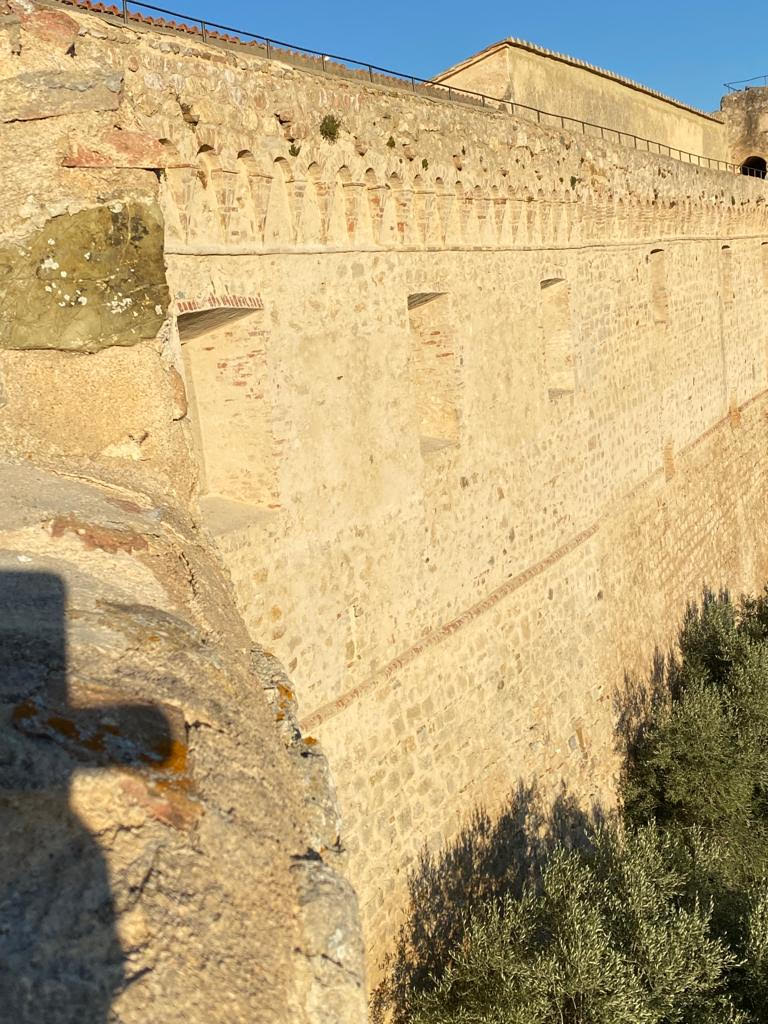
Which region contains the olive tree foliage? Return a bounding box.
[400,590,768,1023]
[409,827,741,1024]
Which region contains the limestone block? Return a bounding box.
[62,128,172,169]
[0,202,168,351]
[292,855,367,1024]
[19,9,79,50]
[0,69,123,122]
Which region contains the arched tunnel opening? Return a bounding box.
[741,155,767,178]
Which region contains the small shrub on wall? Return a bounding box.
[319,113,342,142]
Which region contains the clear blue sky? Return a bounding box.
[167,0,768,112]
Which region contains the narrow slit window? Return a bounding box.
[178,305,278,519]
[407,292,460,453]
[540,278,575,397]
[649,249,668,324]
[761,242,768,289]
[721,245,733,307]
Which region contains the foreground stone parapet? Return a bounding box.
[0,461,365,1023]
[0,202,169,351]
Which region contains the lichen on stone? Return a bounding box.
[0,201,170,352]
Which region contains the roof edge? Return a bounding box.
[434,38,723,124]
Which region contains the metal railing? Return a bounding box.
[725,74,768,92]
[56,0,752,177]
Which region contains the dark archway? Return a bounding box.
[741,155,767,178]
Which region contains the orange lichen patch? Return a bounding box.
[119,775,202,830]
[141,737,188,775]
[303,736,319,747]
[276,682,294,703]
[49,515,148,555]
[127,731,199,825]
[11,699,36,724]
[47,713,105,752]
[14,690,200,829]
[13,700,105,751]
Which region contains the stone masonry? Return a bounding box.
[3,1,768,1018]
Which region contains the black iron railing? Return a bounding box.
[55,0,753,177]
[724,74,768,92]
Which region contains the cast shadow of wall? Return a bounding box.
[372,782,608,1023]
[371,590,743,1023]
[0,571,172,1023]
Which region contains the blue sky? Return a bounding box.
[167,0,768,112]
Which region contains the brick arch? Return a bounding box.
[174,294,264,338]
[741,155,767,179]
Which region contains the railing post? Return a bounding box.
[321,54,327,73]
[122,0,127,22]
[201,20,207,42]
[448,86,452,100]
[411,76,415,92]
[266,38,271,60]
[369,65,373,82]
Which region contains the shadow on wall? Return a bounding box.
[0,572,172,1022]
[371,590,741,1023]
[371,781,609,1023]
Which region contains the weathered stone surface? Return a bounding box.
[19,8,79,49]
[63,128,171,168]
[252,649,367,1023]
[0,202,169,351]
[0,460,358,1023]
[0,68,122,121]
[292,856,367,1024]
[0,10,22,54]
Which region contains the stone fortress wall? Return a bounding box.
[5,1,768,1014]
